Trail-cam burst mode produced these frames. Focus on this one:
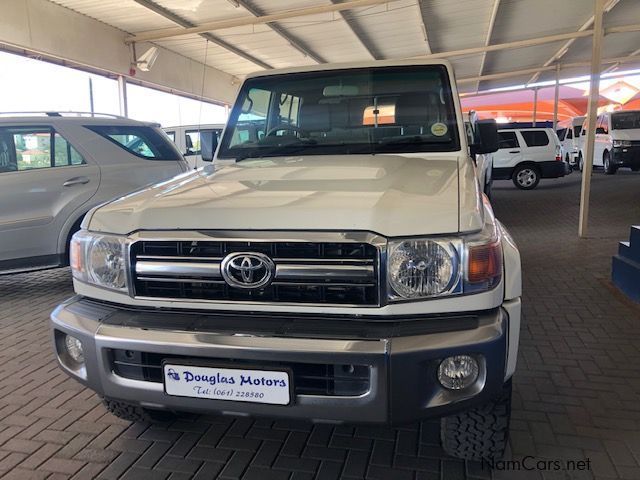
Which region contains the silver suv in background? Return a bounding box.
[0,113,188,274]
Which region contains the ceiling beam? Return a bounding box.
[415,1,432,55]
[235,0,325,63]
[524,0,621,85]
[127,0,401,44]
[603,46,640,73]
[475,0,501,92]
[457,54,640,85]
[133,0,272,70]
[412,23,640,60]
[331,0,381,59]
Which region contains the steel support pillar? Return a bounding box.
[579,0,605,238]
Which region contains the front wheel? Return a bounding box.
[603,151,617,175]
[441,381,512,461]
[512,165,540,190]
[578,154,584,172]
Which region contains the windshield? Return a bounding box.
[217,65,460,160]
[611,111,640,130]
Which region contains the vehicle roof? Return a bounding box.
[610,110,640,115]
[0,114,159,127]
[498,127,555,131]
[245,58,454,79]
[163,124,225,129]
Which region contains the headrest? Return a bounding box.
[395,93,441,126]
[299,103,331,132]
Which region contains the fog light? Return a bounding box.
[64,334,84,363]
[438,355,479,390]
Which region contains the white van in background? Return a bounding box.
[164,124,224,169]
[557,116,584,168]
[578,110,640,174]
[493,127,567,189]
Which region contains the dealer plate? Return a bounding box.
[163,363,291,405]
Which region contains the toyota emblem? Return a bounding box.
[221,252,275,289]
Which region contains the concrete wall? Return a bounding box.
[0,0,239,105]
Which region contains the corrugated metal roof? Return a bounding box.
[47,0,640,93]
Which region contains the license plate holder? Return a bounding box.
[162,361,293,406]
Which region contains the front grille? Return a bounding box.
[130,239,379,306]
[109,349,370,397]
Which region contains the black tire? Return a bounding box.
[441,381,512,461]
[101,397,176,423]
[512,164,540,190]
[578,154,584,172]
[603,151,617,175]
[632,167,640,172]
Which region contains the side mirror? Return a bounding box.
[471,119,499,154]
[595,127,606,134]
[200,131,218,162]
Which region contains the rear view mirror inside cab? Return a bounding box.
[323,85,360,97]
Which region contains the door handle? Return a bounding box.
[63,176,90,187]
[509,150,520,153]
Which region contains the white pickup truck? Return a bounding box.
[51,59,522,461]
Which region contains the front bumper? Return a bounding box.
[612,146,640,168]
[539,160,570,178]
[51,296,511,424]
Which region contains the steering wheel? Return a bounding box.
[265,124,307,138]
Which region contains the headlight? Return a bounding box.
[613,140,631,147]
[387,200,502,301]
[70,230,129,291]
[388,240,460,298]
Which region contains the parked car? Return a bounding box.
[493,127,568,189]
[557,116,585,168]
[464,111,494,198]
[163,124,224,169]
[0,113,188,274]
[577,110,640,174]
[51,59,522,461]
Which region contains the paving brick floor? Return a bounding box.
[1,170,640,479]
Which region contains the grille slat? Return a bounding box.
[110,349,371,397]
[131,239,379,306]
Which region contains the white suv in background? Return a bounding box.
[164,124,224,169]
[0,113,188,274]
[557,116,584,168]
[493,127,568,189]
[578,110,640,174]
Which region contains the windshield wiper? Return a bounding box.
[234,144,317,162]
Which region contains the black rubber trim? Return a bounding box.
[79,298,486,339]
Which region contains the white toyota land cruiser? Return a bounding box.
[50,59,522,461]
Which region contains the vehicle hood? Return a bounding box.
[87,154,477,237]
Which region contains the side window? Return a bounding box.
[229,88,270,148]
[277,93,301,127]
[0,132,17,173]
[165,131,176,142]
[566,128,573,139]
[556,128,566,141]
[497,131,519,149]
[185,129,221,156]
[600,115,609,134]
[520,130,549,147]
[54,133,86,167]
[12,128,52,171]
[86,125,181,160]
[185,130,201,155]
